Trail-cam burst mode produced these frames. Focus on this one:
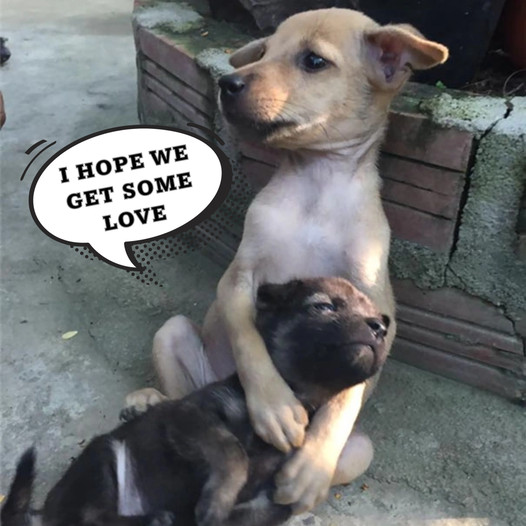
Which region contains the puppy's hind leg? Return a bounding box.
[194,429,249,526]
[153,315,216,399]
[331,430,374,486]
[124,315,217,416]
[225,491,292,526]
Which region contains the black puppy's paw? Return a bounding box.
[195,498,228,526]
[148,511,176,526]
[119,405,145,423]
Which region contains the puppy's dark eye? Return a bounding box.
[312,302,336,313]
[302,52,328,72]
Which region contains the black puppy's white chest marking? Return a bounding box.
[112,440,145,516]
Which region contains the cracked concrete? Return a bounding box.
[387,86,526,309]
[1,1,525,525]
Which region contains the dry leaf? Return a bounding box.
[62,331,78,340]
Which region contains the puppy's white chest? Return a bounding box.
[257,203,348,279]
[297,220,332,246]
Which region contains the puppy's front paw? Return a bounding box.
[274,441,336,514]
[148,511,176,526]
[247,380,308,453]
[119,406,142,423]
[120,388,167,421]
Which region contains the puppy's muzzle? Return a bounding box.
[218,72,253,127]
[218,73,246,101]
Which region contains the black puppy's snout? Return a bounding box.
[218,74,245,97]
[365,317,389,339]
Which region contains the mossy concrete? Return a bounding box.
[133,0,252,57]
[134,1,203,33]
[447,126,526,313]
[390,240,449,289]
[413,91,526,312]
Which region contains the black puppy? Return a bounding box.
[2,277,390,526]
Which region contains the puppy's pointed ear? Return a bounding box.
[364,24,448,91]
[229,37,268,68]
[256,280,303,310]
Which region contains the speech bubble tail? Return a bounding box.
[87,242,142,271]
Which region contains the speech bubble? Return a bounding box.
[29,126,231,270]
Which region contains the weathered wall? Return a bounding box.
[132,0,526,402]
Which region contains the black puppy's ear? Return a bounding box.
[256,280,303,310]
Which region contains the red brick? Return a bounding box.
[142,58,213,113]
[143,75,212,129]
[397,320,524,374]
[379,154,463,197]
[397,304,524,355]
[383,202,455,252]
[383,111,474,172]
[140,89,213,136]
[393,279,517,335]
[137,27,211,97]
[381,179,460,219]
[140,89,178,125]
[391,338,526,402]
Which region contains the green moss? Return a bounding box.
[389,239,448,289]
[418,92,507,136]
[134,0,252,57]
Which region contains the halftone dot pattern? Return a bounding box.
[126,155,255,287]
[73,246,96,261]
[68,142,259,287]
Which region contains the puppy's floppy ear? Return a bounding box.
[229,37,267,68]
[256,280,303,311]
[364,24,448,91]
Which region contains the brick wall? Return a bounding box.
[133,3,526,403]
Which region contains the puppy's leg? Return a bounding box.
[125,315,218,414]
[162,402,249,526]
[152,315,217,399]
[217,264,308,453]
[227,496,291,526]
[331,430,374,485]
[121,388,168,422]
[225,491,292,526]
[275,383,366,514]
[193,429,249,526]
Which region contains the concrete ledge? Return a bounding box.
[132,0,526,403]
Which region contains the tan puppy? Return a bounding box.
[128,8,448,514]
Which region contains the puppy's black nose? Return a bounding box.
[218,74,245,97]
[365,317,388,339]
